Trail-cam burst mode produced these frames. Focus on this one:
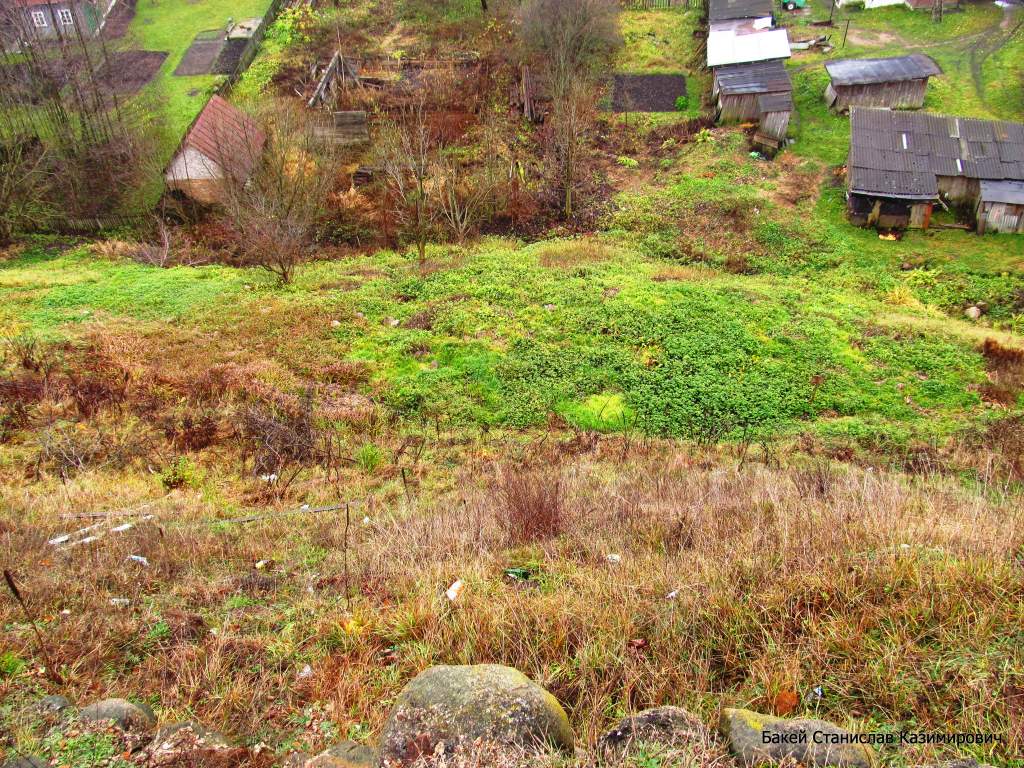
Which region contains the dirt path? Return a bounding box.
[967,6,1022,106]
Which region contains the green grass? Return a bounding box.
[784,0,1021,164]
[120,0,273,163]
[617,9,701,74]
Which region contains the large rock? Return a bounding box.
[719,708,873,768]
[598,706,709,761]
[307,741,376,768]
[34,695,73,715]
[378,664,574,766]
[80,698,156,731]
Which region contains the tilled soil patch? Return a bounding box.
[611,73,687,112]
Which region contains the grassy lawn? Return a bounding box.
[783,0,1022,164]
[120,0,273,164]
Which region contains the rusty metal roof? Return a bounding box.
[180,95,266,183]
[825,54,941,86]
[848,107,1024,199]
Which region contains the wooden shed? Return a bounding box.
[165,95,266,205]
[846,107,1024,233]
[824,55,940,112]
[712,59,792,149]
[977,181,1024,234]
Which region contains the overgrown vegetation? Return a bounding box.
[1,0,1023,766]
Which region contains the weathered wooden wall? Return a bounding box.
[826,78,929,111]
[977,201,1024,234]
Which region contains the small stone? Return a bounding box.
[152,721,229,748]
[331,320,342,328]
[900,261,913,271]
[599,706,708,761]
[543,303,556,311]
[1,758,47,768]
[35,694,73,715]
[80,698,156,731]
[964,305,982,320]
[307,741,376,768]
[282,753,311,768]
[719,707,872,768]
[378,664,574,766]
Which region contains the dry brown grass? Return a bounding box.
[2,440,1022,765]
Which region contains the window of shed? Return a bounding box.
[58,8,74,24]
[32,10,47,26]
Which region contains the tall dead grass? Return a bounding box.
[2,448,1021,765]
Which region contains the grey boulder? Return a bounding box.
[1,758,48,768]
[719,707,873,768]
[307,741,376,767]
[598,706,709,760]
[151,721,230,748]
[34,695,73,715]
[378,664,574,766]
[80,698,156,731]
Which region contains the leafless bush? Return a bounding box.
[497,467,564,543]
[237,392,328,493]
[133,219,173,267]
[518,0,620,218]
[436,157,496,243]
[376,103,438,263]
[220,102,338,284]
[35,419,153,479]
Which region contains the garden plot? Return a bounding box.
[174,30,229,76]
[95,50,167,96]
[610,73,687,111]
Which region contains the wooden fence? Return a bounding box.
[621,0,704,9]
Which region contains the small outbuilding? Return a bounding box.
[846,106,1024,233]
[824,54,941,112]
[977,180,1024,234]
[712,59,793,149]
[165,95,266,204]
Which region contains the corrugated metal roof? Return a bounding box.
[848,107,1024,199]
[707,27,791,68]
[757,91,792,113]
[714,59,792,95]
[980,179,1024,204]
[708,0,773,22]
[824,54,941,86]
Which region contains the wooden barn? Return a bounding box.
[165,96,266,205]
[977,181,1024,234]
[824,54,940,112]
[846,107,1024,233]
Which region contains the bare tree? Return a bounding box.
[517,0,621,218]
[0,136,53,245]
[219,102,336,284]
[436,155,496,243]
[376,103,436,263]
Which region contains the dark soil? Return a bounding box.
[610,73,687,112]
[174,31,226,76]
[213,38,249,76]
[95,50,167,95]
[101,0,138,39]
